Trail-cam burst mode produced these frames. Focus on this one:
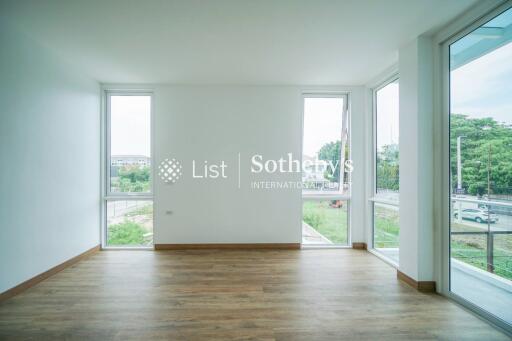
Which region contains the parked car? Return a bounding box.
[477,202,512,216]
[453,208,499,223]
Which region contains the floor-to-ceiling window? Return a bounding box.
[449,5,512,327]
[104,92,153,248]
[302,94,350,246]
[372,79,399,265]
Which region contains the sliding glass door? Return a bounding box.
[449,6,512,326]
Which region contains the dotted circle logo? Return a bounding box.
[158,158,183,184]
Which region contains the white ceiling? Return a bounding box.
[2,0,479,85]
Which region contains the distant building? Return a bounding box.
[111,155,151,167]
[110,155,150,177]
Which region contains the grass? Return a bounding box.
[374,204,399,248]
[372,207,512,281]
[451,221,512,280]
[107,202,153,246]
[107,221,146,246]
[303,201,348,244]
[451,232,512,280]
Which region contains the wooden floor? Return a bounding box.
[0,249,509,340]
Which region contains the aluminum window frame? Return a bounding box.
[300,92,351,247]
[369,75,400,266]
[102,89,154,250]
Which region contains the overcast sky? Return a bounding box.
[110,95,151,157]
[451,41,512,124]
[376,81,399,150]
[303,97,344,158]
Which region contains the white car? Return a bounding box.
[453,208,498,223]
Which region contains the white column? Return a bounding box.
[349,88,367,245]
[398,35,434,281]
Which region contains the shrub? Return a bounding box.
[108,221,145,246]
[303,205,326,228]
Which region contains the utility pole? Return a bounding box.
[457,136,465,190]
[487,143,491,200]
[456,136,465,223]
[486,143,494,273]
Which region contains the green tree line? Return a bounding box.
[113,166,150,192]
[317,140,399,192]
[451,114,512,196]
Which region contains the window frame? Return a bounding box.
[300,92,351,247]
[371,76,399,203]
[102,90,154,249]
[369,75,400,267]
[105,91,154,198]
[301,92,350,201]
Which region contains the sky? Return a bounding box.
[451,40,512,124]
[376,81,399,150]
[303,97,344,158]
[110,96,151,157]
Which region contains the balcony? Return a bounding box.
[451,196,512,324]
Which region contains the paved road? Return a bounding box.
[454,200,512,232]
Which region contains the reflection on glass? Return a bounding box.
[107,200,153,247]
[302,97,348,194]
[449,6,512,325]
[302,200,348,245]
[110,95,151,193]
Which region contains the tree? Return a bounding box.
[116,166,151,192]
[376,144,399,192]
[318,141,342,182]
[450,114,512,196]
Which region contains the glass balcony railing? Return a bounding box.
[450,196,512,325]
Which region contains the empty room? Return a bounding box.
[1,0,512,339]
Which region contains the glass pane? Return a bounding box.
[373,202,399,264]
[375,80,399,202]
[110,95,151,193]
[107,200,153,247]
[494,234,512,281]
[302,97,348,194]
[449,6,512,325]
[302,200,348,245]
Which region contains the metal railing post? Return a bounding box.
[487,231,494,273]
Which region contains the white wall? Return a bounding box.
[151,85,366,244]
[0,23,100,292]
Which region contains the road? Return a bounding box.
[454,198,512,232]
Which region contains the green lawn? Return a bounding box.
[451,229,512,280]
[303,201,348,244]
[374,203,399,248]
